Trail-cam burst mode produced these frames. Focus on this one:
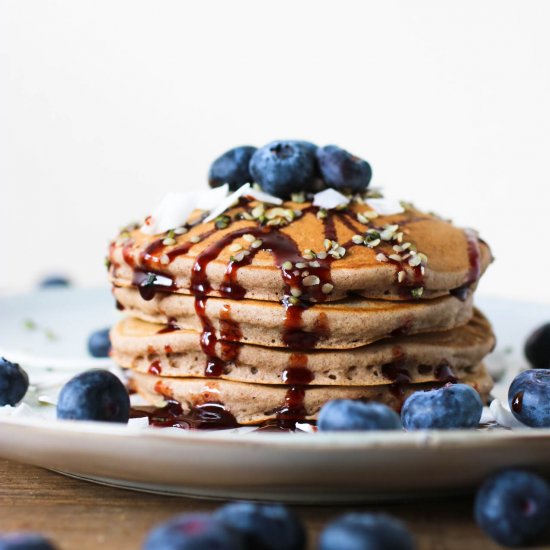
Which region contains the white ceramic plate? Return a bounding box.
[0,288,548,503]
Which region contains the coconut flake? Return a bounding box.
[365,198,405,216]
[313,188,349,210]
[140,192,197,236]
[203,184,282,223]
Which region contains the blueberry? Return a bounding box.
[57,369,130,423]
[319,513,414,550]
[0,534,56,550]
[0,358,29,406]
[475,469,550,547]
[401,384,483,430]
[249,140,317,198]
[143,513,246,550]
[508,370,550,427]
[209,146,257,191]
[525,323,550,369]
[318,400,401,432]
[214,502,306,550]
[87,328,111,358]
[38,275,71,288]
[316,145,372,193]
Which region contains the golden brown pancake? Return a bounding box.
[112,309,494,386]
[112,286,474,349]
[109,199,492,303]
[130,365,494,425]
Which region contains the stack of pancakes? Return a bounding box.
[108,195,495,426]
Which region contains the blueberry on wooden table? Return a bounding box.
[209,146,257,190]
[214,501,306,550]
[0,357,29,406]
[319,513,414,550]
[0,533,56,549]
[56,369,130,423]
[401,383,483,430]
[87,327,111,358]
[249,140,318,198]
[143,513,246,550]
[316,145,372,193]
[317,400,402,432]
[524,322,550,369]
[475,469,550,547]
[508,369,550,427]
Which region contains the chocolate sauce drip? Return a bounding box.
[157,322,178,334]
[275,386,308,429]
[434,364,458,384]
[115,300,125,311]
[131,401,239,430]
[281,353,314,384]
[464,230,482,285]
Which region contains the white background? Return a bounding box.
[1,1,549,301]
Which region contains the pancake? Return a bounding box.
[112,309,495,386]
[109,199,492,304]
[130,365,494,425]
[113,286,474,349]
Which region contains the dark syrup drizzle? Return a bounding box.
[450,229,482,301]
[130,401,238,430]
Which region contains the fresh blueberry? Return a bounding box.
[0,534,56,550]
[319,513,414,550]
[38,275,71,288]
[249,140,317,198]
[209,146,257,191]
[316,145,372,193]
[525,323,550,369]
[401,384,483,430]
[87,328,111,358]
[318,400,401,432]
[56,369,130,423]
[0,357,29,406]
[143,513,246,550]
[214,502,306,550]
[508,369,550,427]
[475,469,550,547]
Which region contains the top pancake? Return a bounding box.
[109,197,492,303]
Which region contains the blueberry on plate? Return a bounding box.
[249,140,317,198]
[475,469,550,547]
[143,513,246,550]
[0,357,29,407]
[508,369,550,427]
[87,327,111,358]
[401,384,483,430]
[316,145,372,193]
[56,369,130,423]
[318,400,401,432]
[38,275,71,288]
[209,146,257,191]
[525,323,550,369]
[0,533,56,550]
[214,501,306,550]
[319,513,414,550]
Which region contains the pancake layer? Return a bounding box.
[109,200,492,303]
[113,286,474,349]
[112,310,495,386]
[131,365,494,425]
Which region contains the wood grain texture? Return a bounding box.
[0,458,545,550]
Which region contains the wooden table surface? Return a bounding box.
[4,459,547,550]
